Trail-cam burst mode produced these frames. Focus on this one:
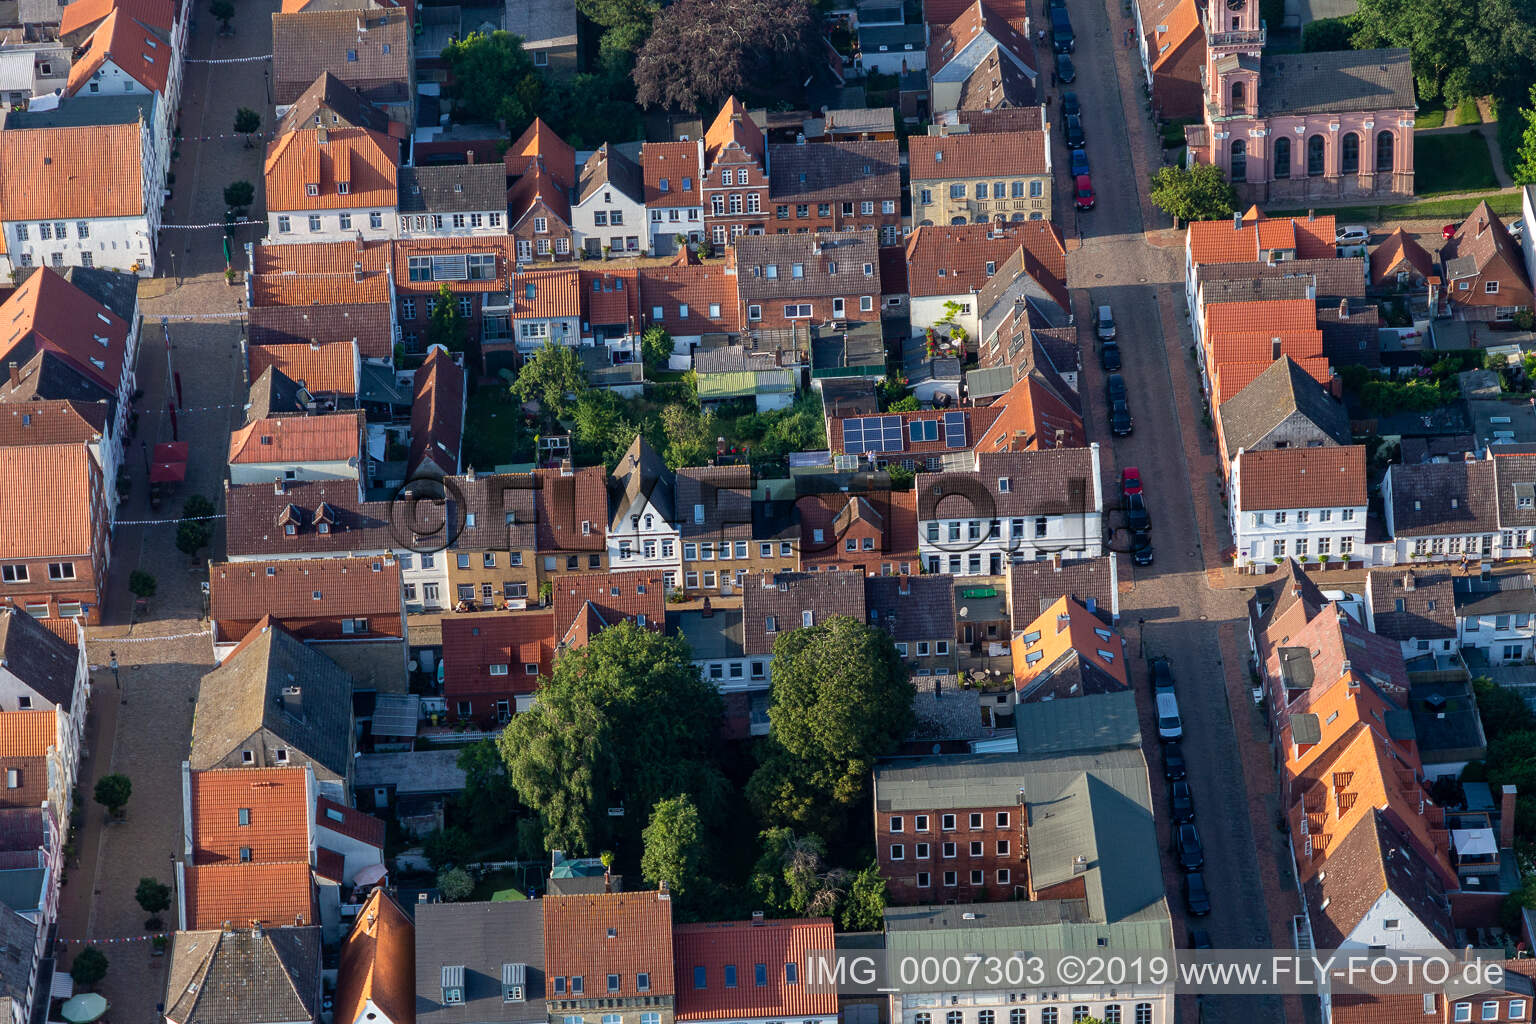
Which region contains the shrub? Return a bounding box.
[437,867,474,902]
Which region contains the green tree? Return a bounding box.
[1301,16,1356,51]
[659,403,713,469]
[70,947,108,988]
[746,617,915,842]
[176,505,212,556]
[498,620,727,855]
[423,826,474,869]
[1514,83,1536,185]
[223,180,255,211]
[841,862,888,931]
[458,740,519,843]
[94,773,131,817]
[512,340,587,420]
[427,283,466,353]
[437,866,474,902]
[233,107,261,148]
[641,325,674,373]
[136,877,171,927]
[209,0,234,30]
[572,390,645,468]
[1148,163,1238,225]
[440,31,544,129]
[641,794,708,914]
[128,571,156,599]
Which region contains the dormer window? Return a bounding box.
[504,963,528,1003]
[338,181,350,195]
[443,965,466,1005]
[305,183,319,197]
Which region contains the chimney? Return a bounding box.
[1501,785,1518,849]
[317,125,328,145]
[273,477,286,495]
[250,920,263,938]
[1233,210,1242,230]
[751,911,765,925]
[1072,854,1088,874]
[353,261,364,283]
[1403,572,1415,591]
[701,596,714,618]
[281,685,303,718]
[604,867,613,894]
[5,362,15,387]
[466,149,476,164]
[1329,373,1343,400]
[899,576,910,596]
[1050,552,1062,571]
[559,458,573,477]
[658,880,671,901]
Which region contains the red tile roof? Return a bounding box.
[927,0,1034,77]
[674,919,838,1021]
[544,892,676,998]
[924,0,1027,24]
[974,374,1085,451]
[184,860,316,929]
[704,97,765,169]
[0,400,106,448]
[315,796,385,847]
[208,556,404,644]
[1187,210,1337,265]
[390,236,516,296]
[909,130,1046,180]
[1369,228,1435,286]
[637,263,741,336]
[0,711,56,758]
[250,240,393,306]
[228,411,363,465]
[581,269,640,328]
[904,222,1066,302]
[551,572,667,643]
[0,443,98,562]
[1238,445,1367,511]
[189,767,311,865]
[65,1,174,96]
[0,267,132,395]
[264,127,399,213]
[335,889,415,1024]
[441,610,556,698]
[505,118,576,191]
[534,467,608,551]
[408,347,464,477]
[641,141,702,206]
[0,124,144,220]
[508,161,572,226]
[247,302,393,359]
[513,268,582,320]
[248,342,358,395]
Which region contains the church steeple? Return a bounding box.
[1204,0,1266,117]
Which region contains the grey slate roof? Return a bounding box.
[607,435,675,532]
[1453,573,1536,617]
[3,92,154,129]
[767,140,901,203]
[415,900,546,1024]
[1365,569,1457,641]
[1388,459,1498,536]
[669,608,745,661]
[165,926,323,1024]
[1303,810,1452,949]
[576,144,643,206]
[59,266,138,322]
[1006,555,1118,629]
[277,71,391,135]
[1493,454,1536,529]
[674,465,752,540]
[246,366,311,422]
[883,900,1170,964]
[822,107,897,135]
[966,364,1016,402]
[1258,47,1415,116]
[398,163,509,214]
[866,575,957,644]
[0,606,77,710]
[0,350,116,418]
[0,904,34,1004]
[1015,688,1142,756]
[189,624,354,782]
[1218,355,1352,456]
[355,750,466,795]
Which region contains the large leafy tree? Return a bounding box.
[1514,84,1536,186]
[572,391,649,468]
[440,31,545,127]
[498,620,727,854]
[659,403,713,470]
[633,0,819,111]
[1350,0,1535,104]
[427,284,466,353]
[512,340,587,420]
[748,829,888,930]
[746,617,914,842]
[1148,163,1238,226]
[641,794,709,915]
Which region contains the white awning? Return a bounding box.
[1452,828,1498,857]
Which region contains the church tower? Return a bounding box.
[1204,0,1265,118]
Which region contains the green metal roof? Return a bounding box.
[1014,690,1143,756]
[697,371,759,400]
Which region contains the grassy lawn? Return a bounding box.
[1454,96,1484,125]
[462,383,535,470]
[1413,133,1499,195]
[1265,190,1522,225]
[470,869,530,902]
[1415,105,1448,129]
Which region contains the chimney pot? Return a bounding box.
[1501,785,1518,849]
[5,362,15,387]
[1404,572,1415,591]
[273,477,285,495]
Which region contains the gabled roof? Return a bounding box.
[0,607,79,709]
[637,262,741,337]
[189,767,311,865]
[543,892,676,998]
[336,889,415,1024]
[1257,47,1414,116]
[641,140,702,207]
[1006,555,1118,628]
[0,710,57,758]
[704,96,765,170]
[1387,459,1498,536]
[973,372,1085,452]
[551,572,667,644]
[1012,595,1128,700]
[270,9,413,105]
[674,465,752,540]
[229,411,363,465]
[673,919,838,1020]
[65,0,173,96]
[534,466,608,551]
[0,122,144,221]
[278,71,392,135]
[866,575,956,644]
[265,126,399,212]
[1187,211,1337,265]
[414,900,545,1024]
[441,610,556,698]
[248,342,358,396]
[1217,355,1351,456]
[248,303,392,360]
[0,267,132,395]
[1236,445,1366,511]
[954,44,1039,109]
[165,926,323,1024]
[1441,201,1535,303]
[245,367,312,422]
[0,443,98,561]
[608,435,675,530]
[189,621,354,780]
[182,862,317,930]
[927,0,1035,84]
[505,117,577,190]
[316,796,385,846]
[408,348,464,478]
[251,240,393,307]
[507,160,572,227]
[741,571,867,656]
[576,143,644,206]
[208,556,403,643]
[1145,0,1201,72]
[735,232,882,304]
[917,447,1098,519]
[766,141,901,204]
[1369,227,1435,286]
[908,130,1046,180]
[580,269,639,329]
[1364,568,1457,641]
[1305,809,1453,949]
[904,221,1066,300]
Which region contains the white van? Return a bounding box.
[1156,691,1183,742]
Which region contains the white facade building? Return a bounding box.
[573,144,648,257]
[1230,446,1369,567]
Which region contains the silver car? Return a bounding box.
[1095,305,1116,341]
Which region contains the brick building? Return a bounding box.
[766,141,902,243]
[440,610,556,726]
[702,98,770,251]
[0,443,108,624]
[736,233,883,331]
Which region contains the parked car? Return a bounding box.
[1050,7,1074,51]
[1162,741,1187,780]
[1060,91,1080,117]
[1513,218,1526,241]
[1063,113,1085,149]
[1120,466,1142,497]
[1074,174,1096,210]
[1156,691,1183,741]
[1173,823,1205,871]
[1442,223,1458,240]
[1184,873,1212,916]
[1055,51,1076,82]
[1109,399,1133,437]
[1169,779,1195,823]
[1150,655,1174,693]
[1125,491,1150,532]
[1188,927,1213,949]
[1096,304,1117,340]
[1070,148,1090,176]
[1131,531,1154,565]
[1334,225,1369,246]
[1100,340,1121,371]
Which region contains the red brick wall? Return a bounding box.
[876,804,1025,904]
[742,292,880,331]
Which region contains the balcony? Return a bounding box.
[1206,19,1265,48]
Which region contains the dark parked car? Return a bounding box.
[1070,148,1090,176]
[1131,531,1154,565]
[1099,340,1121,371]
[1050,7,1074,51]
[1055,52,1076,82]
[1125,492,1150,531]
[1169,779,1195,823]
[1174,823,1205,871]
[1110,400,1133,437]
[1150,655,1174,693]
[1184,872,1212,916]
[1163,742,1187,780]
[1189,928,1213,949]
[1064,113,1085,149]
[1106,372,1126,402]
[1061,91,1080,117]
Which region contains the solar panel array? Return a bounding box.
[909,420,939,443]
[943,410,967,449]
[842,415,905,454]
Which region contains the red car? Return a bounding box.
[1120,466,1143,498]
[1074,174,1096,211]
[1443,223,1458,240]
